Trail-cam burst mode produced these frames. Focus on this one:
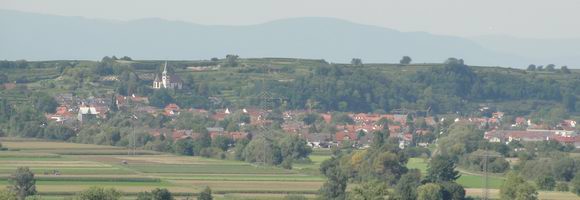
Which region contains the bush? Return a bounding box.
[488,158,510,173]
[555,182,569,192]
[281,159,293,169]
[75,187,122,200]
[536,175,556,191]
[572,172,580,196]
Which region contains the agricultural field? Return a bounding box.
[1,138,578,199]
[406,158,580,200]
[0,138,326,199]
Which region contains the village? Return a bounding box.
[44,92,579,151]
[34,62,578,152]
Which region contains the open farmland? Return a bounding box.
[0,138,327,199]
[1,139,579,199]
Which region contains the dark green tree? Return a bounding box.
[394,169,421,200]
[32,92,58,113]
[75,187,122,200]
[242,136,282,165]
[500,172,538,200]
[197,186,213,200]
[572,172,580,196]
[552,157,577,181]
[563,94,576,112]
[527,64,536,71]
[151,188,173,200]
[546,64,556,71]
[173,139,194,156]
[302,113,321,125]
[536,175,556,191]
[211,135,233,151]
[279,135,312,162]
[440,181,465,200]
[348,181,388,200]
[223,54,239,67]
[561,66,571,74]
[400,56,412,65]
[351,58,363,66]
[110,94,118,112]
[9,167,36,200]
[149,89,173,108]
[426,155,460,182]
[319,158,348,200]
[372,130,386,148]
[416,183,443,200]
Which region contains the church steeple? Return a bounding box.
[153,61,182,90]
[162,61,168,76]
[162,61,168,88]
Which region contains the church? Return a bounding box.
[153,62,183,89]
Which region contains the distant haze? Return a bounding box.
[0,9,579,68]
[2,0,580,39]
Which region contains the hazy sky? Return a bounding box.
[1,0,579,39]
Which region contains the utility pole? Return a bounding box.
[482,148,489,200]
[127,98,138,156]
[480,146,500,200]
[255,90,287,166]
[259,91,274,166]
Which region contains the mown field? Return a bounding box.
[0,138,578,199]
[0,138,325,199]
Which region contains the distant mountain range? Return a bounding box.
[1,9,579,68]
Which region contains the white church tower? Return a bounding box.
[153,61,183,90]
[161,61,168,88]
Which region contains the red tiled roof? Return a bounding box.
[321,114,332,124]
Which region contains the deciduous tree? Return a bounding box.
[9,167,36,200]
[400,56,412,65]
[536,175,556,191]
[417,183,443,200]
[197,186,213,200]
[348,181,388,200]
[75,187,121,200]
[500,172,538,200]
[394,169,421,200]
[426,155,460,182]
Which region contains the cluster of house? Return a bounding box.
[44,92,438,149]
[44,93,580,149]
[45,93,150,124]
[301,113,437,149]
[484,119,579,147]
[45,93,110,124]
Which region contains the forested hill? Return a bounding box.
[0,57,579,118]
